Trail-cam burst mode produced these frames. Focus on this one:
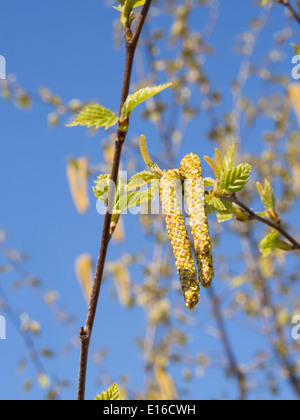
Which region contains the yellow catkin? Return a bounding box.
[66,157,89,214]
[160,169,200,309]
[287,83,300,125]
[180,153,214,289]
[75,253,93,304]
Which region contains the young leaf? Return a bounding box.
[66,104,118,130]
[223,139,236,171]
[260,231,292,256]
[256,180,276,211]
[121,83,172,118]
[292,44,300,55]
[125,179,159,211]
[140,134,154,168]
[204,177,215,187]
[127,170,158,191]
[215,148,223,170]
[93,174,112,203]
[216,201,233,223]
[203,156,220,178]
[220,163,251,194]
[205,195,227,211]
[95,384,121,401]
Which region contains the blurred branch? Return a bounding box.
[77,0,153,401]
[241,234,300,399]
[208,286,248,400]
[277,0,300,25]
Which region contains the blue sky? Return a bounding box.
[0,0,299,400]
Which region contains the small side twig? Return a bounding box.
[215,193,300,251]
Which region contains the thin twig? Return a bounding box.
[77,0,153,401]
[216,193,300,250]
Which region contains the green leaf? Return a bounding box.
[124,179,159,211]
[203,156,220,178]
[121,84,172,118]
[133,0,145,6]
[95,384,120,401]
[204,177,215,187]
[93,175,111,203]
[292,44,300,55]
[66,104,118,130]
[205,195,227,211]
[216,201,233,223]
[223,139,236,171]
[260,0,270,6]
[217,211,233,223]
[127,170,158,191]
[125,0,145,9]
[256,180,276,211]
[260,231,292,256]
[220,163,251,194]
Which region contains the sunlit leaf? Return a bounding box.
[66,104,118,130]
[220,163,251,194]
[260,231,292,256]
[121,83,172,118]
[95,383,121,400]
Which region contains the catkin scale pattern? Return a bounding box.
[180,154,214,289]
[159,170,200,309]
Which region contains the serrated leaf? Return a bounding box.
[93,175,111,203]
[216,200,233,223]
[205,195,227,211]
[127,171,158,191]
[95,384,120,401]
[121,84,172,118]
[220,163,251,194]
[67,104,118,130]
[223,139,236,171]
[125,179,159,211]
[260,231,292,256]
[257,180,276,211]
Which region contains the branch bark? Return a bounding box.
[77,0,153,401]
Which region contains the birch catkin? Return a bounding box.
[180,154,214,289]
[160,169,200,309]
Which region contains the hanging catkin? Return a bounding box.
[160,169,200,309]
[180,153,214,289]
